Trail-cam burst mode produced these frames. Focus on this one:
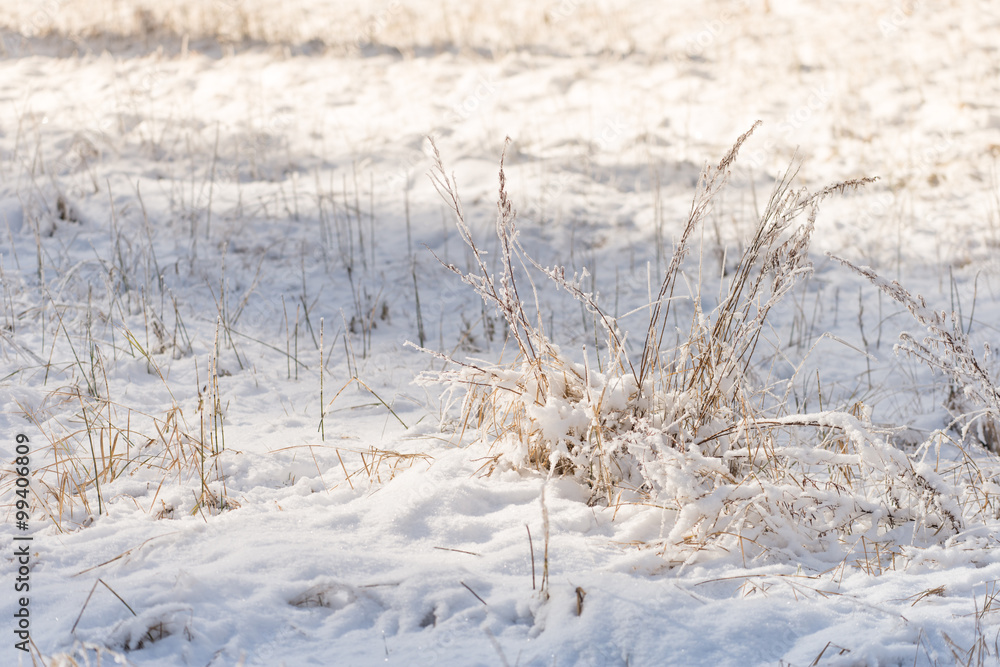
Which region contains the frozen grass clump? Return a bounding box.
[415,126,1000,566]
[832,255,1000,454]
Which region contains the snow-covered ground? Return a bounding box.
[3,1,1000,665]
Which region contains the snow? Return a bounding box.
[3,1,1000,665]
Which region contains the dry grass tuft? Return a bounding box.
[416,127,997,566]
[831,254,1000,453]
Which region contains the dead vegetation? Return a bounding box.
[416,125,1000,566]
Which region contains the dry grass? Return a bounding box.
[9,376,233,532]
[0,0,649,58]
[832,254,1000,453]
[416,126,1000,567]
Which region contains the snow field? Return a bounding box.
[2,1,1000,665]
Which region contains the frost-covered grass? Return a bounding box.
[3,1,1000,666]
[1,0,664,58]
[419,130,1000,573]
